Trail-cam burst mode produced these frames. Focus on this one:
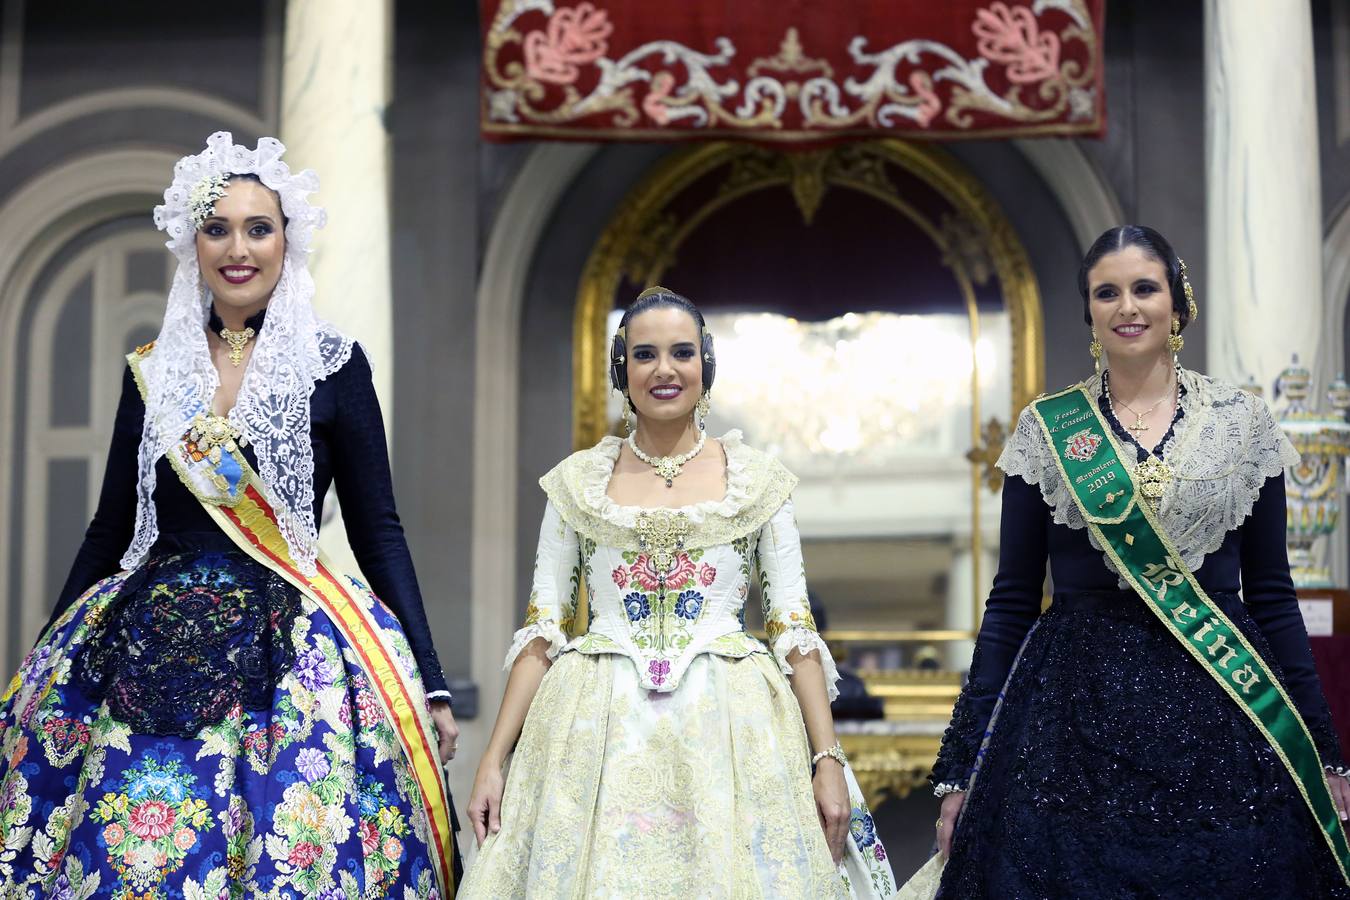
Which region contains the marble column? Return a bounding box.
[946,538,996,671]
[280,0,393,570]
[1204,0,1324,392]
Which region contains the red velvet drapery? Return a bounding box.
[480,0,1107,142]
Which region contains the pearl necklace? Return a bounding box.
[627,431,706,488]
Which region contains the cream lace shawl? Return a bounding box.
[998,368,1299,579]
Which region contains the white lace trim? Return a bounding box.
[502,622,569,671]
[580,429,756,526]
[998,368,1298,580]
[771,627,841,701]
[539,430,798,551]
[126,132,352,575]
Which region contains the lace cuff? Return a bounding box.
[931,640,1001,789]
[502,621,568,671]
[930,692,983,790]
[1306,713,1347,772]
[1328,765,1350,779]
[933,782,966,798]
[771,628,840,701]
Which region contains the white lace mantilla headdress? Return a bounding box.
[125,131,354,574]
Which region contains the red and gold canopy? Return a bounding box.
[480,0,1107,142]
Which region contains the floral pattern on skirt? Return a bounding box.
[459,651,894,899]
[0,551,448,900]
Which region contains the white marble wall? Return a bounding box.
[1204,0,1324,393]
[279,0,393,571]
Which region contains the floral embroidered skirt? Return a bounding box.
[458,650,894,899]
[0,550,451,899]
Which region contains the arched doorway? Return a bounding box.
[573,139,1042,642]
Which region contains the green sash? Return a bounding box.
[1032,385,1350,884]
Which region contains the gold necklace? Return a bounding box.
[1107,371,1176,436]
[217,325,256,367]
[627,431,707,488]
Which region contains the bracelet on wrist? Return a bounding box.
[933,782,966,798]
[811,741,848,769]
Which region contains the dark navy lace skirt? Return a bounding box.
[939,590,1350,899]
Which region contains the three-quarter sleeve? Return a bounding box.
[756,498,840,700]
[505,499,580,669]
[329,348,448,697]
[48,365,144,632]
[1240,473,1345,770]
[931,473,1049,791]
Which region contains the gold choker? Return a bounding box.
[218,325,256,367]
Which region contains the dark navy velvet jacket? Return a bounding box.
[53,340,448,695]
[933,390,1344,784]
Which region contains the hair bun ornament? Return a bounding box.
[1178,258,1198,322]
[637,284,674,300]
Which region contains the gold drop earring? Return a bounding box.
[696,392,710,432]
[1167,316,1184,364]
[622,394,632,436]
[1090,327,1103,375]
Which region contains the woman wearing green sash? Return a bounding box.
[927,226,1350,897]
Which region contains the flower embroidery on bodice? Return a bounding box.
[506,432,841,697]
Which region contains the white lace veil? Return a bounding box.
[124,131,354,575]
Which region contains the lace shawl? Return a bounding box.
[126,132,353,575]
[998,368,1299,579]
[538,430,798,551]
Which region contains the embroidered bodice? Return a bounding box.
[506,431,839,697]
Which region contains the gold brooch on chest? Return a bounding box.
[186,412,248,465]
[635,509,690,579]
[1134,456,1172,504]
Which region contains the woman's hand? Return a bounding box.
[466,760,506,847]
[938,791,966,860]
[429,699,459,764]
[813,759,851,865]
[1330,772,1350,823]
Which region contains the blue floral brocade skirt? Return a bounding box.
[0,550,451,899]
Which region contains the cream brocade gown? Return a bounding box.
[459,432,896,899]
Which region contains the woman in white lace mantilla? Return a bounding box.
[915,226,1350,898]
[459,288,896,898]
[0,134,460,899]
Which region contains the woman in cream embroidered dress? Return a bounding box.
[921,226,1350,898]
[459,289,895,898]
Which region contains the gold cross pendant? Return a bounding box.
[219,326,255,367]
